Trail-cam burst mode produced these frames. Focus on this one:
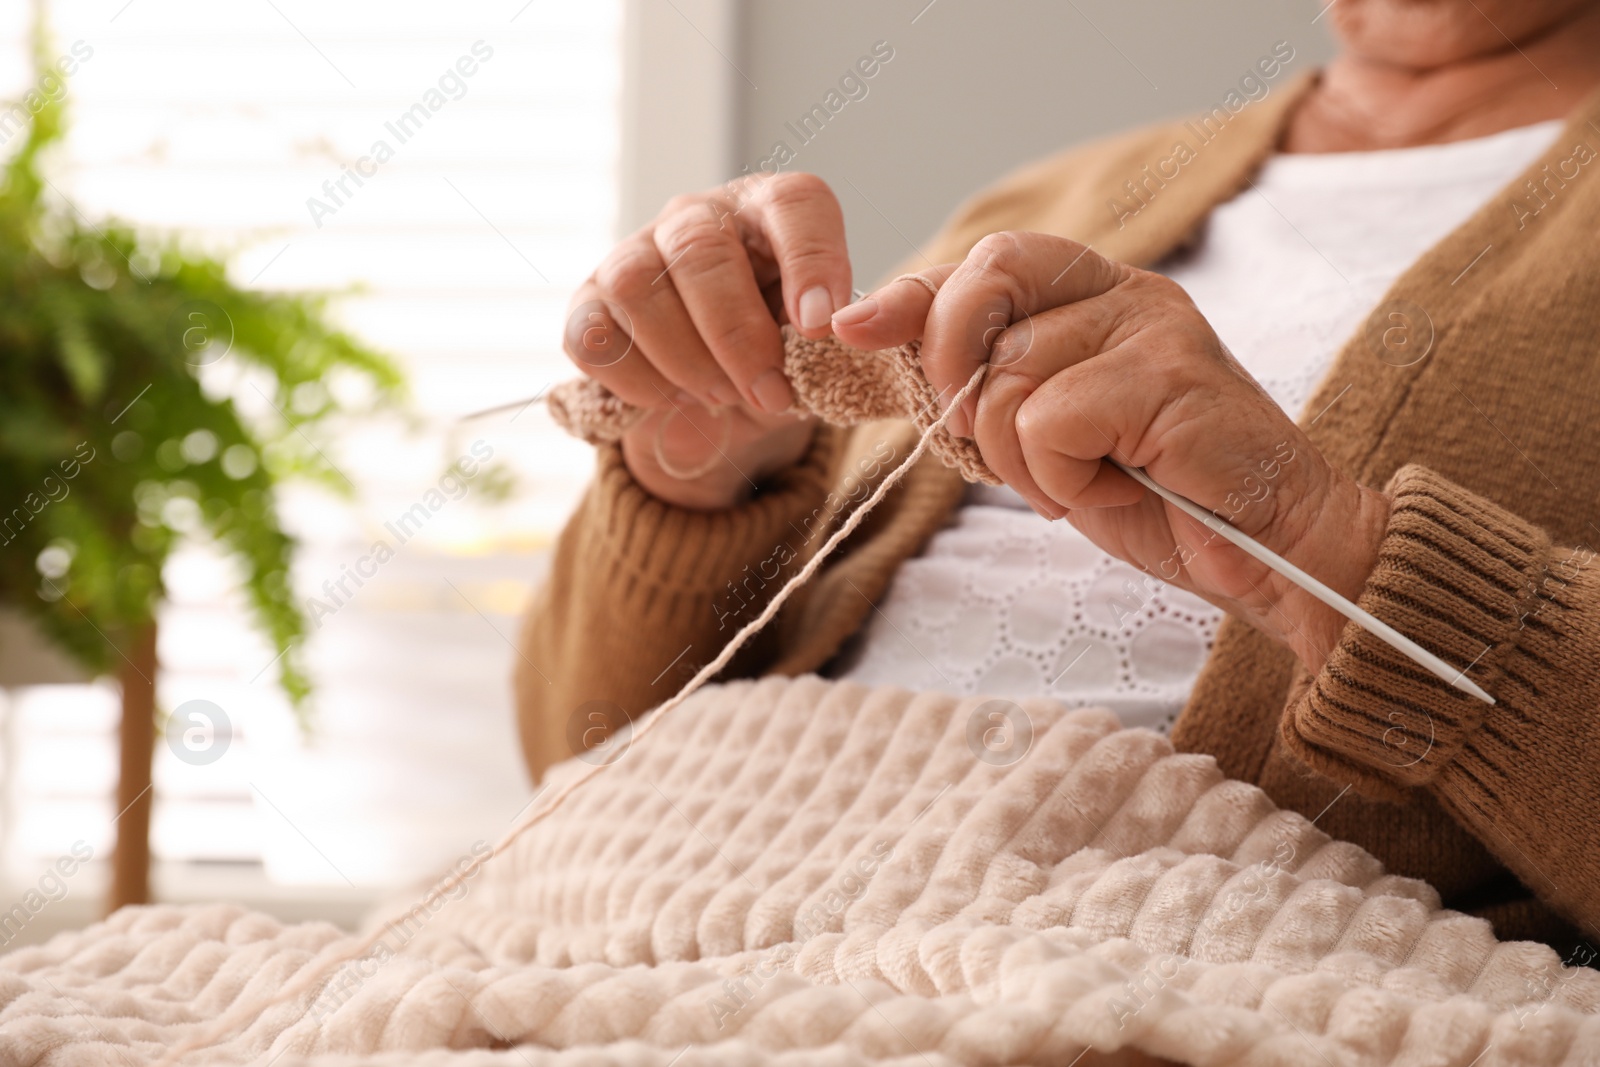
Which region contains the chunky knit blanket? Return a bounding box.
[4,676,1598,1066]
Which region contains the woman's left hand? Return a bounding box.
[830,231,1393,673]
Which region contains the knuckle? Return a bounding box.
[559,328,590,367]
[764,170,834,209]
[656,211,739,272]
[970,230,1028,275]
[1012,388,1045,441]
[593,242,662,305]
[1127,268,1193,310]
[562,299,631,369]
[1147,349,1197,395]
[661,190,714,217]
[1102,297,1151,349]
[1013,406,1040,446]
[1141,269,1181,295]
[988,320,1036,368]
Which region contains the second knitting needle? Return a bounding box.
[1109,459,1494,704]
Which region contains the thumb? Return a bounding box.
[830,267,958,351]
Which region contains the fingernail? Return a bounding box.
[708,383,740,407]
[832,297,878,327]
[798,286,834,331]
[751,368,794,414]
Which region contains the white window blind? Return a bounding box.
[0,0,619,904]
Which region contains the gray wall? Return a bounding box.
[732,0,1336,285]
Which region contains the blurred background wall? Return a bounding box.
[626,0,1336,281]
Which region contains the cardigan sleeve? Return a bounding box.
[1279,463,1600,937]
[512,428,840,783]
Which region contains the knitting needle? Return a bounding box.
[1109,460,1495,704]
[455,293,876,424]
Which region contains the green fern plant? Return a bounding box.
[0,25,405,716]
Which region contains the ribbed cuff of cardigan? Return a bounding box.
[578,430,839,601]
[1280,464,1552,801]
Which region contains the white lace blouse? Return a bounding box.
[831,120,1564,733]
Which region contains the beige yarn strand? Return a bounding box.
[156,363,987,1067]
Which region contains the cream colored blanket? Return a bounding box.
[4,676,1598,1066]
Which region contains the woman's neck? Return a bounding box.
[1284,5,1600,152]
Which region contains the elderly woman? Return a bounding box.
[518,0,1600,951]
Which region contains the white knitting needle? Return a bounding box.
[1109,459,1494,704]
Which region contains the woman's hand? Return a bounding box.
[565,172,853,510]
[831,232,1393,673]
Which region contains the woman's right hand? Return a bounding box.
[564,172,853,510]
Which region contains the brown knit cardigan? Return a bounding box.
[517,72,1600,950]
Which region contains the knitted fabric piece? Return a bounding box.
[5,676,1598,1066]
[546,328,1001,485]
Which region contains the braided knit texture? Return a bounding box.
[546,327,1001,485]
[4,675,1599,1065]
